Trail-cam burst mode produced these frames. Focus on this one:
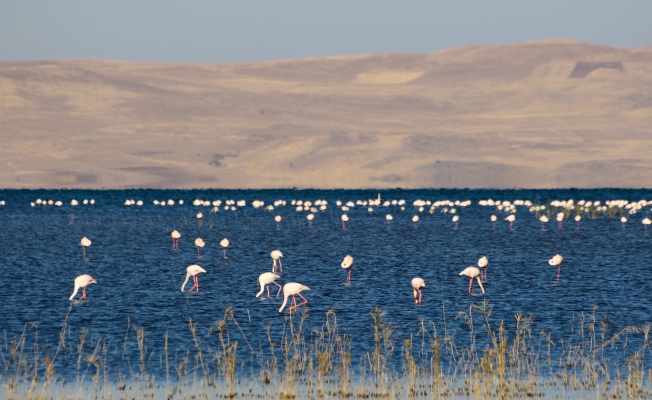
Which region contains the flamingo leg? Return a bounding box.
[292,293,309,310]
[342,222,346,230]
[347,268,351,283]
[557,265,561,281]
[279,260,283,273]
[418,290,422,304]
[468,278,473,294]
[492,222,495,230]
[82,247,86,258]
[274,282,283,297]
[276,222,280,230]
[266,285,270,298]
[81,287,86,300]
[223,248,227,259]
[309,221,312,228]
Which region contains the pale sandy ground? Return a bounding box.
[1,39,651,189]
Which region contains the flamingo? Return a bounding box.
[271,250,283,272]
[412,277,425,304]
[574,215,581,229]
[643,218,651,232]
[181,264,206,292]
[412,215,419,229]
[478,256,488,281]
[195,238,205,258]
[279,282,310,313]
[452,215,459,230]
[556,213,564,230]
[341,255,354,283]
[549,254,563,281]
[257,272,282,298]
[196,212,203,228]
[621,216,627,229]
[307,213,314,228]
[220,238,229,259]
[275,215,282,230]
[69,274,97,300]
[491,215,497,229]
[386,214,393,228]
[80,237,91,258]
[539,215,549,230]
[171,230,181,250]
[459,267,485,294]
[505,214,515,230]
[341,214,349,230]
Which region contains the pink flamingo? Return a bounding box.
[478,256,488,281]
[279,282,310,313]
[181,264,206,292]
[69,275,97,300]
[80,237,91,258]
[341,255,354,283]
[195,238,205,258]
[549,254,563,281]
[341,214,348,230]
[220,238,229,259]
[271,250,283,272]
[257,272,282,298]
[412,277,425,304]
[459,267,485,294]
[171,230,181,250]
[196,212,203,228]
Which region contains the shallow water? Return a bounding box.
[0,189,651,378]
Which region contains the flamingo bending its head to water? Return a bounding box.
[181,264,206,292]
[220,238,230,258]
[80,237,91,258]
[171,230,181,250]
[478,256,488,281]
[341,255,354,283]
[549,254,563,281]
[257,272,282,298]
[195,238,205,258]
[271,250,283,272]
[69,274,97,300]
[412,277,425,304]
[459,267,485,294]
[279,282,310,313]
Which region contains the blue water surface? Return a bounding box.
[0,189,650,378]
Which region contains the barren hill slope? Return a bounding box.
[1,40,651,188]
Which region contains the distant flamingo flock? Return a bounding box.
[14,194,647,309]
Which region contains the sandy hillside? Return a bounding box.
[1,39,651,189]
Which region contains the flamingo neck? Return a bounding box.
[256,281,266,297]
[69,284,80,300]
[279,292,290,312]
[181,273,191,292]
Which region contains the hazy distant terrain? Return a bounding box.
[1,40,651,189]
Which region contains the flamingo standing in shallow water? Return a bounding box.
[459,267,485,294]
[220,238,229,258]
[275,215,282,230]
[181,264,206,292]
[271,250,283,272]
[643,218,651,232]
[307,213,314,228]
[452,215,459,230]
[478,256,488,281]
[279,282,310,313]
[491,215,497,229]
[196,212,203,228]
[80,237,91,258]
[621,216,627,229]
[69,274,97,300]
[549,254,563,281]
[412,277,425,304]
[556,213,564,230]
[539,215,549,230]
[171,230,181,250]
[195,238,205,258]
[341,214,349,230]
[574,215,581,229]
[505,215,515,230]
[341,255,354,283]
[257,272,282,298]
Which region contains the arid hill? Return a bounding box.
[1,39,651,189]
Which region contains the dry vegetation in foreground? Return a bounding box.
[2,302,652,399]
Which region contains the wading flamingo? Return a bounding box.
[505,214,515,230]
[539,215,549,230]
[643,218,651,232]
[621,216,627,229]
[279,282,310,313]
[307,213,314,228]
[341,255,354,283]
[574,215,581,229]
[556,213,564,230]
[220,238,229,258]
[412,215,419,229]
[171,230,181,250]
[549,254,563,281]
[275,215,282,230]
[478,256,488,281]
[271,250,283,272]
[69,275,96,300]
[195,238,205,258]
[80,237,91,258]
[181,264,206,292]
[341,214,349,230]
[452,215,459,230]
[459,267,485,294]
[412,277,425,304]
[491,215,497,229]
[196,212,203,228]
[257,272,282,298]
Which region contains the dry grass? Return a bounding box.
[1,302,651,399]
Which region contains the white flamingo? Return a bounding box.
[279,282,310,313]
[478,256,488,281]
[411,277,425,304]
[505,214,515,230]
[69,275,97,300]
[341,214,349,230]
[271,250,283,272]
[257,272,282,298]
[181,264,206,292]
[196,212,203,228]
[549,254,563,281]
[459,267,485,294]
[539,215,549,230]
[220,238,230,258]
[195,238,205,258]
[80,237,91,258]
[171,230,181,250]
[341,255,354,283]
